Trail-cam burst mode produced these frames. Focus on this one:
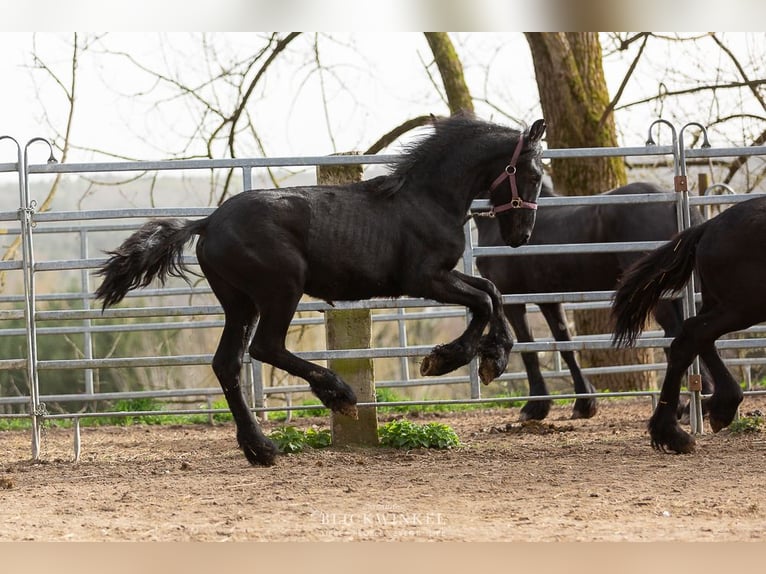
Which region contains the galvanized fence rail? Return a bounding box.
[2,122,766,460]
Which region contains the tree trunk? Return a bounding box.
[525,33,655,391]
[424,33,474,114]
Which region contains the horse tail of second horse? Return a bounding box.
[94,218,207,309]
[612,221,709,348]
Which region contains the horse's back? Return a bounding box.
[475,181,690,295]
[695,195,766,315]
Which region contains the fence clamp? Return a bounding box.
[688,374,702,392]
[17,200,38,228]
[674,175,688,193]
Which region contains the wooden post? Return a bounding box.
[316,157,379,447]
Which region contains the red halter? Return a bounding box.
[489,134,538,214]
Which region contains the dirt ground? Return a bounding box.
[2,395,766,542]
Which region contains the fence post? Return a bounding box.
[316,157,379,447]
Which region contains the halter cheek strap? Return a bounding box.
[489,134,538,214]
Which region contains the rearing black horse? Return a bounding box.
[475,181,709,421]
[95,114,546,466]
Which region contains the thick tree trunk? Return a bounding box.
[525,33,655,391]
[424,33,474,114]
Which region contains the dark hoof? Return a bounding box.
[708,394,742,433]
[420,344,467,377]
[238,435,279,467]
[336,403,359,420]
[571,398,597,420]
[649,420,696,454]
[419,354,439,376]
[519,399,552,421]
[478,353,508,385]
[477,336,512,384]
[709,414,734,433]
[312,372,358,415]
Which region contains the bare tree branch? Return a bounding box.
[363,115,434,155]
[598,33,649,132]
[615,79,766,111]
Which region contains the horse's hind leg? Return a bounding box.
[698,343,743,433]
[654,299,713,421]
[539,303,597,419]
[505,303,552,421]
[204,271,278,466]
[248,290,358,418]
[650,305,744,453]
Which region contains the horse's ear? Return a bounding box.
[527,119,546,143]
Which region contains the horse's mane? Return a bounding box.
[376,113,525,198]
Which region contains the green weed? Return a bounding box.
[378,419,460,450]
[729,414,763,434]
[268,426,332,453]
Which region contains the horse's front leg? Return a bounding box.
[454,272,514,384]
[419,270,507,381]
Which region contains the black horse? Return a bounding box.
[612,195,766,453]
[95,114,546,466]
[475,181,708,421]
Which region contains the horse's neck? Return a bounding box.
[411,167,485,220]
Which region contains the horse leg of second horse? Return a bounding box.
[539,303,597,419]
[506,304,552,421]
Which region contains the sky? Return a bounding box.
[1,33,543,162]
[0,31,740,165]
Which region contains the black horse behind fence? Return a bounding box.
[612,195,766,453]
[475,181,708,421]
[95,114,546,466]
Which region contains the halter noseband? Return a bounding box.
[489,134,538,215]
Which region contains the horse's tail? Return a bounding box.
[612,221,709,348]
[94,218,207,310]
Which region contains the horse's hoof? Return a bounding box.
[420,345,465,377]
[420,354,438,376]
[708,395,741,432]
[477,338,511,384]
[240,438,279,467]
[336,403,359,420]
[652,434,696,454]
[519,400,551,421]
[649,423,696,454]
[312,374,358,415]
[478,357,505,385]
[709,416,729,433]
[571,398,597,419]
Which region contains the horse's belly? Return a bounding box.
[304,270,400,302]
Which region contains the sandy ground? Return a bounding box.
[2,395,766,542]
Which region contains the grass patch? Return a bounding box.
[729,413,763,434]
[268,426,332,453]
[378,419,460,450]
